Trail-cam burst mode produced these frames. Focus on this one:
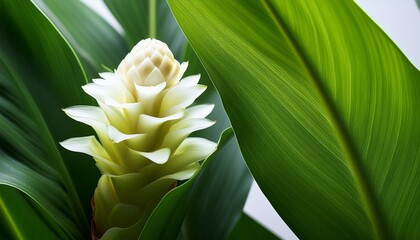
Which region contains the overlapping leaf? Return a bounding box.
[0,1,92,238]
[169,0,420,239]
[140,129,252,240]
[33,0,128,80]
[0,0,256,239]
[228,213,280,240]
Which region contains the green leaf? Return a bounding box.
[181,131,253,240]
[417,0,420,10]
[0,186,59,240]
[182,44,231,142]
[169,0,420,239]
[33,0,129,79]
[104,0,186,58]
[0,0,95,238]
[227,213,280,240]
[140,128,252,239]
[31,0,131,218]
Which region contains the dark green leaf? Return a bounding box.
[0,186,59,240]
[169,0,420,239]
[0,0,97,238]
[33,0,129,79]
[140,129,252,240]
[228,213,280,240]
[104,0,186,58]
[32,0,132,218]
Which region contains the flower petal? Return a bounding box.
[135,148,171,164]
[172,137,217,165]
[137,112,183,133]
[160,137,216,175]
[98,102,130,133]
[143,67,166,86]
[162,162,201,181]
[177,74,200,88]
[60,136,124,174]
[107,125,147,144]
[161,118,215,149]
[135,82,166,114]
[160,84,207,116]
[180,62,188,77]
[184,104,215,119]
[63,105,108,128]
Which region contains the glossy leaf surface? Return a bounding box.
[34,0,128,79]
[169,0,420,239]
[0,1,92,238]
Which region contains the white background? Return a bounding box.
[81,0,420,239]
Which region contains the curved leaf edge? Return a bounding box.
[29,0,91,229]
[1,0,92,234]
[139,128,234,239]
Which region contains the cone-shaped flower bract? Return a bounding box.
[60,39,216,239]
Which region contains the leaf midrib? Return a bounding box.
[261,0,388,239]
[0,196,24,240]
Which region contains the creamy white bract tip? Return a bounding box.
[118,38,184,88]
[60,38,216,239]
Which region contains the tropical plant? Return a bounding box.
[0,0,419,239]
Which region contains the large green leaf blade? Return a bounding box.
[182,44,231,142]
[169,0,420,239]
[0,0,97,238]
[31,0,131,217]
[0,187,59,240]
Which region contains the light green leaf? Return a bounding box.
[227,213,280,240]
[0,0,94,238]
[140,128,252,240]
[182,44,231,142]
[169,0,420,239]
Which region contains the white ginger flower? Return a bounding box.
[60,38,216,239]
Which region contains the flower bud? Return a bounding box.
[60,38,216,239]
[118,38,181,88]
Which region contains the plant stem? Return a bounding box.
[149,0,156,38]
